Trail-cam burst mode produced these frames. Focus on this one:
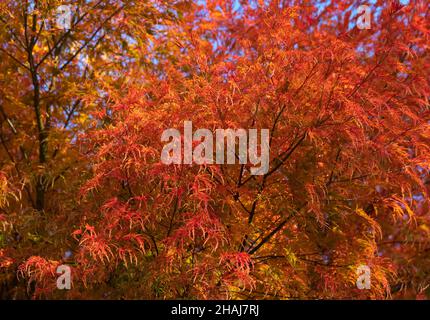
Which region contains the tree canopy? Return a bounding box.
[1,0,429,299]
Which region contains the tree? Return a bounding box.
[0,0,183,298]
[1,0,430,299]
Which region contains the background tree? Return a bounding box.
[0,0,183,298]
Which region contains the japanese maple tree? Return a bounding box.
[1,0,430,299]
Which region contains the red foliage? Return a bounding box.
[0,0,429,299]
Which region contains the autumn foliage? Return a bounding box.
[1,0,430,299]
